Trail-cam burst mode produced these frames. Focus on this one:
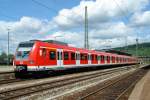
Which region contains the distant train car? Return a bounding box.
[13,40,138,77]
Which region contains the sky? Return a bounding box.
[0,0,150,54]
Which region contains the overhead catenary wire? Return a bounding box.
[31,0,86,48]
[0,10,16,20]
[31,0,84,21]
[113,0,140,55]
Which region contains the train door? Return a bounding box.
[98,55,100,64]
[88,53,91,65]
[76,51,80,66]
[57,49,63,67]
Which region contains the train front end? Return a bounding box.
[14,41,37,77]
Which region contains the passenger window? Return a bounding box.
[40,48,46,57]
[76,53,78,60]
[88,55,91,60]
[101,56,103,61]
[49,51,56,60]
[104,56,106,61]
[107,56,109,60]
[64,52,69,60]
[98,56,101,60]
[85,54,87,60]
[91,55,94,60]
[80,54,84,60]
[80,54,87,60]
[95,55,98,60]
[71,52,75,60]
[79,54,80,60]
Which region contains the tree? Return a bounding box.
[0,52,14,65]
[0,52,7,64]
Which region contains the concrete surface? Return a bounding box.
[129,70,150,100]
[0,65,14,72]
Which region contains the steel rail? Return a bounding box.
[0,68,126,100]
[78,69,147,100]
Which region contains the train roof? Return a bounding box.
[21,40,134,58]
[97,49,132,56]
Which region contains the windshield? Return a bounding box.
[16,48,32,60]
[15,42,34,60]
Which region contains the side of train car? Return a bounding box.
[14,40,138,74]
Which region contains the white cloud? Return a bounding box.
[0,16,53,53]
[45,31,84,47]
[90,22,134,39]
[44,22,137,50]
[130,11,150,27]
[0,0,150,54]
[52,0,149,30]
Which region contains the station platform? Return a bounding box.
[0,66,14,73]
[129,69,150,100]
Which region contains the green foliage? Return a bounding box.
[0,52,14,65]
[113,42,150,56]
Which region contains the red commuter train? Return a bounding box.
[14,40,138,76]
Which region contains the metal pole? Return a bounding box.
[86,6,89,49]
[84,6,87,49]
[136,38,138,57]
[84,6,89,49]
[7,28,10,65]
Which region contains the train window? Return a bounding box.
[39,49,42,56]
[78,54,80,60]
[120,57,122,62]
[71,52,75,60]
[95,55,98,61]
[104,56,107,61]
[98,56,101,60]
[64,52,69,60]
[85,54,87,60]
[41,48,46,57]
[76,53,78,60]
[57,52,59,60]
[88,54,91,60]
[60,52,62,60]
[76,53,80,60]
[110,56,112,62]
[57,52,62,60]
[107,56,109,60]
[116,57,118,62]
[80,54,83,60]
[80,54,87,60]
[81,54,84,60]
[49,51,56,60]
[91,54,94,60]
[101,55,104,60]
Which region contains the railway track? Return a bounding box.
[0,67,130,100]
[0,67,125,86]
[0,71,16,84]
[0,71,14,78]
[0,65,137,86]
[0,78,26,85]
[76,69,147,100]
